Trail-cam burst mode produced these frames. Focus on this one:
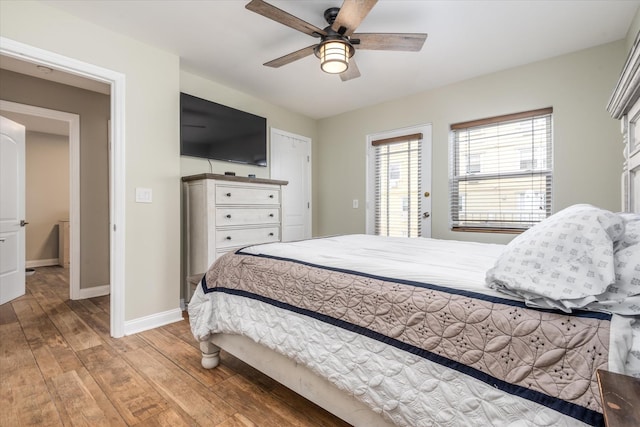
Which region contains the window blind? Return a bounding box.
[373,133,422,237]
[449,108,553,232]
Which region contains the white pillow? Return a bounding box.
[586,212,640,314]
[486,204,624,312]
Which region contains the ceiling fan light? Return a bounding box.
[319,41,349,74]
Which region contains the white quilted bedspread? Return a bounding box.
[190,287,591,427]
[189,235,639,426]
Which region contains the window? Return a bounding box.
[373,133,422,237]
[467,153,482,174]
[449,108,553,232]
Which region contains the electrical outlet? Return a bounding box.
[353,199,359,209]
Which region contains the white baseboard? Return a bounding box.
[74,284,110,300]
[124,307,184,336]
[26,259,59,268]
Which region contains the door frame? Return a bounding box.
[269,127,312,240]
[365,123,433,237]
[0,37,126,338]
[0,101,83,298]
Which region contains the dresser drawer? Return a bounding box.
[216,226,280,249]
[216,207,280,226]
[215,185,280,205]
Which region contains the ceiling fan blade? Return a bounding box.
[340,59,361,81]
[264,45,317,68]
[246,0,326,37]
[332,0,378,36]
[352,33,428,51]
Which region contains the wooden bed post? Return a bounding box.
[200,340,221,369]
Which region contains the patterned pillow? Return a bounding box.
[486,204,625,312]
[586,212,640,314]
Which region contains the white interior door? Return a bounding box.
[270,128,312,242]
[0,115,26,305]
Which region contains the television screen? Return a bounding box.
[180,93,267,167]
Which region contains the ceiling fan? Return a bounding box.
[245,0,428,81]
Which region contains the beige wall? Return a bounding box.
[0,69,110,288]
[24,131,69,263]
[0,0,181,320]
[315,41,626,244]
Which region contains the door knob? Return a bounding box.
[20,220,29,227]
[423,212,430,219]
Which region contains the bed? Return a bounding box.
[189,203,640,427]
[189,34,640,427]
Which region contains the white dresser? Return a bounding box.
[182,174,288,300]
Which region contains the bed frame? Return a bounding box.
[200,336,395,427]
[198,33,640,427]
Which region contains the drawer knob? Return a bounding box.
[269,194,274,199]
[226,192,232,197]
[269,213,274,217]
[269,232,274,236]
[226,214,231,219]
[225,236,232,240]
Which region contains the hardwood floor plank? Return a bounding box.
[47,369,122,427]
[139,327,235,387]
[1,267,354,427]
[134,408,197,427]
[158,315,201,350]
[75,367,128,426]
[213,374,314,427]
[68,300,111,338]
[27,267,69,301]
[76,344,169,424]
[214,413,258,427]
[0,322,62,426]
[89,295,110,314]
[0,300,17,325]
[49,309,103,352]
[218,350,279,392]
[123,346,237,425]
[12,297,84,378]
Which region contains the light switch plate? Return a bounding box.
[135,187,152,203]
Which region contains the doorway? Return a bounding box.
[366,124,432,238]
[0,101,82,299]
[0,36,126,337]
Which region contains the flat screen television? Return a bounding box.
[180,92,267,167]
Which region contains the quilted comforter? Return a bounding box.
[189,235,636,426]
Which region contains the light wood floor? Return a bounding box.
[0,266,351,426]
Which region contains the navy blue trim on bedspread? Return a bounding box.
[234,249,611,321]
[200,250,608,426]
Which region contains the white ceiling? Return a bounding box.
[15,1,640,119]
[0,110,69,136]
